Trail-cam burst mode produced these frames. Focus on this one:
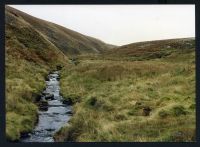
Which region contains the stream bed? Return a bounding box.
[21,71,72,142]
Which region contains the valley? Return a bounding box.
[54,41,195,141]
[5,6,196,142]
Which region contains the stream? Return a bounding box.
[21,71,72,142]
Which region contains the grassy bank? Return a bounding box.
[6,55,48,141]
[5,13,68,141]
[5,55,67,141]
[55,48,195,141]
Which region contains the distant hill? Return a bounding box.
[5,6,115,58]
[105,38,195,60]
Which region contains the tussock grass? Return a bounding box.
[5,6,195,142]
[5,56,47,141]
[55,47,195,142]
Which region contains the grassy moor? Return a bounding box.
[5,6,195,142]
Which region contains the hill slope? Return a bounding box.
[5,5,195,142]
[5,6,116,141]
[6,6,115,55]
[105,38,195,60]
[54,38,195,142]
[5,6,68,141]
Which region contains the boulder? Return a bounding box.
[42,91,47,96]
[45,76,50,81]
[44,93,54,100]
[45,128,55,132]
[62,98,73,105]
[66,111,73,115]
[20,132,31,138]
[35,94,42,102]
[39,106,48,111]
[42,92,54,99]
[39,100,48,111]
[56,76,60,81]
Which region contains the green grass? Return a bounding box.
[5,6,195,142]
[54,48,195,142]
[5,12,69,140]
[6,56,47,141]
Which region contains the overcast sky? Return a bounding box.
[9,5,195,46]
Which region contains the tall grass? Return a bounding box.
[5,16,69,141]
[55,50,195,142]
[5,55,47,141]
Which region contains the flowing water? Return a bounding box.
[21,71,72,142]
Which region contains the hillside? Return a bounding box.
[5,7,68,141]
[54,38,195,142]
[5,5,195,142]
[104,38,195,60]
[6,6,115,55]
[5,6,114,141]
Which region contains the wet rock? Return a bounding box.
[56,76,60,81]
[66,111,73,115]
[42,91,54,100]
[45,128,55,132]
[62,98,73,105]
[39,106,48,111]
[20,132,31,138]
[39,100,48,111]
[142,106,152,116]
[42,91,47,96]
[45,76,50,81]
[50,78,57,82]
[34,94,42,102]
[44,94,54,100]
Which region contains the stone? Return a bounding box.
[62,98,73,105]
[66,111,73,115]
[44,93,54,100]
[45,76,50,81]
[56,76,60,81]
[35,94,42,102]
[39,100,48,111]
[20,132,31,138]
